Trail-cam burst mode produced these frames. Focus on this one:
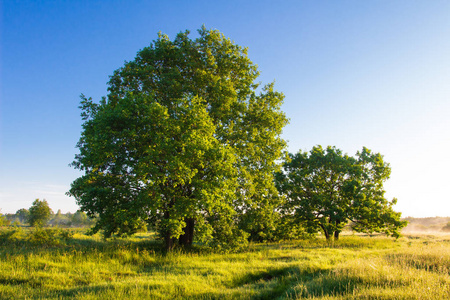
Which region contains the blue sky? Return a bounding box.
[1,0,449,217]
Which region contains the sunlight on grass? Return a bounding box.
[0,229,449,299]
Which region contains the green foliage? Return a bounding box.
[276,146,407,240]
[69,27,288,250]
[26,228,74,246]
[273,215,316,241]
[28,199,54,227]
[71,210,88,225]
[0,214,10,226]
[0,227,74,247]
[15,208,30,224]
[0,209,9,226]
[49,209,71,226]
[70,210,96,227]
[0,227,27,245]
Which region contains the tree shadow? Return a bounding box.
[39,283,116,299]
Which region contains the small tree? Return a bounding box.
[71,210,96,227]
[50,209,71,226]
[276,146,407,240]
[16,208,30,224]
[28,199,53,227]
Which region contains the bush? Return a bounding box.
[0,228,74,247]
[27,228,74,246]
[0,214,11,226]
[0,228,27,246]
[441,222,450,232]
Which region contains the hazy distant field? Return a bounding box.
[402,217,450,233]
[0,228,449,299]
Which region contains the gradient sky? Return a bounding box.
[1,0,449,217]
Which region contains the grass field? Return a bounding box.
[0,228,449,299]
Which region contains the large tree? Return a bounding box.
[275,146,406,240]
[69,27,288,250]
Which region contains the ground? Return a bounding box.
[0,228,449,299]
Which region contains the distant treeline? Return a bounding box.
[402,217,450,232]
[0,208,95,228]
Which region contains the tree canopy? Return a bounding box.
[15,208,30,224]
[28,199,53,227]
[69,27,288,250]
[276,146,407,240]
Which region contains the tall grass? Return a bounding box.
[0,228,449,299]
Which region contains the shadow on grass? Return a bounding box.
[283,266,417,299]
[230,266,296,287]
[224,266,332,300]
[227,261,416,300]
[0,276,40,287]
[38,283,116,299]
[249,236,396,253]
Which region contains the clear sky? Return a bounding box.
[1,0,449,217]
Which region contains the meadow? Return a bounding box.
[0,228,449,299]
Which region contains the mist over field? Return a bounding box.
[401,217,450,234]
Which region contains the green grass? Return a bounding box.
[0,228,449,299]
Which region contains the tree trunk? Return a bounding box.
[334,230,340,240]
[319,223,331,240]
[179,218,195,247]
[334,219,341,240]
[163,202,176,251]
[164,231,176,251]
